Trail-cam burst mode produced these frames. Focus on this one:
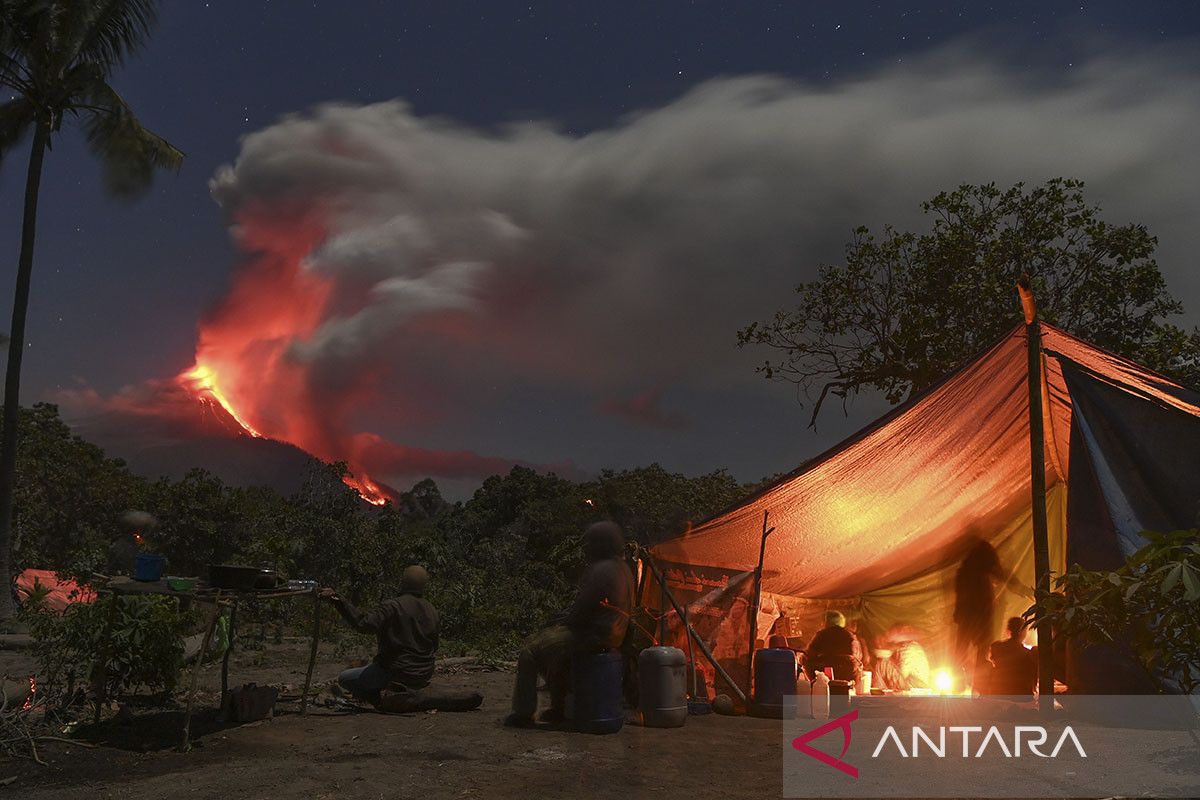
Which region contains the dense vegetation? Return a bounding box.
[10,402,754,658]
[1032,528,1200,694]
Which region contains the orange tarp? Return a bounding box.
[653,324,1200,663]
[16,569,97,612]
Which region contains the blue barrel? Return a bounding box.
[134,553,166,582]
[752,648,798,718]
[638,646,687,728]
[571,650,625,734]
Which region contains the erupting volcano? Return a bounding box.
[171,243,395,504]
[153,208,527,504]
[176,361,390,505]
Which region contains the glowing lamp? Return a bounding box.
[933,668,955,695]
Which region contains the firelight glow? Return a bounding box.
[933,669,955,695]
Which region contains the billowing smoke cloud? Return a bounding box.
[90,41,1200,494]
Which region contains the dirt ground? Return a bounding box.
[1,638,783,799]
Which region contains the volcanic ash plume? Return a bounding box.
[159,44,1200,500]
[175,212,520,501]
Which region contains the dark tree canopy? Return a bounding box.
[738,179,1200,426]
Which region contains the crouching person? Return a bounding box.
[319,565,440,704]
[504,521,635,727]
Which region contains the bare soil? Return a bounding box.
[2,638,782,799]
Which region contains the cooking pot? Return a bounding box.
[208,564,280,591]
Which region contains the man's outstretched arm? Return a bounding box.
[319,588,386,634]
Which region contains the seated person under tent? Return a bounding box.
[806,610,863,681]
[982,616,1037,697]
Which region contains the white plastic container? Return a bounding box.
[810,671,831,719]
[796,670,813,718]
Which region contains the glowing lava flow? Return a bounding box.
[343,475,389,506]
[181,364,264,439]
[177,361,389,506]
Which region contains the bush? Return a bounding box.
[1032,528,1200,693]
[24,595,194,703]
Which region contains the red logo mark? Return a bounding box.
[791,709,859,778]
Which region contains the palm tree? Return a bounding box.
[0,0,183,617]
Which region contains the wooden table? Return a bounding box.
[93,578,323,751]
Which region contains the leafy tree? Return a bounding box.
[9,403,144,578]
[453,466,592,559]
[142,469,243,575]
[589,463,749,544]
[0,0,184,616]
[1032,529,1200,694]
[738,179,1200,426]
[395,478,449,520]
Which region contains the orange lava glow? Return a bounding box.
[343,474,389,506]
[174,229,393,505]
[180,363,264,439]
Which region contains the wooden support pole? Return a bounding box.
[746,510,775,704]
[1018,276,1055,714]
[657,567,669,644]
[300,587,321,715]
[642,553,748,704]
[181,592,222,752]
[220,598,238,700]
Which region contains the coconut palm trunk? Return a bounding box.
[0,119,48,619]
[0,2,184,618]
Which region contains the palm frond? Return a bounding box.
[74,72,181,196]
[0,1,46,68]
[60,0,158,73]
[1,2,180,193]
[24,0,64,81]
[0,97,36,160]
[0,52,34,94]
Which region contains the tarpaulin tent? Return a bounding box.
[15,568,97,612]
[650,324,1200,691]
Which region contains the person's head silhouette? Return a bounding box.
[1005,616,1027,643]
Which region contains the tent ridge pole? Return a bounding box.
[1018,275,1055,715]
[747,510,775,707]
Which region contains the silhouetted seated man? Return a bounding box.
[984,616,1037,697]
[806,610,862,681]
[319,565,440,705]
[504,521,635,727]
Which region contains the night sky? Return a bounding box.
[4,2,1200,496]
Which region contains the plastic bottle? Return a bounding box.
[796,667,813,718]
[811,670,831,720]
